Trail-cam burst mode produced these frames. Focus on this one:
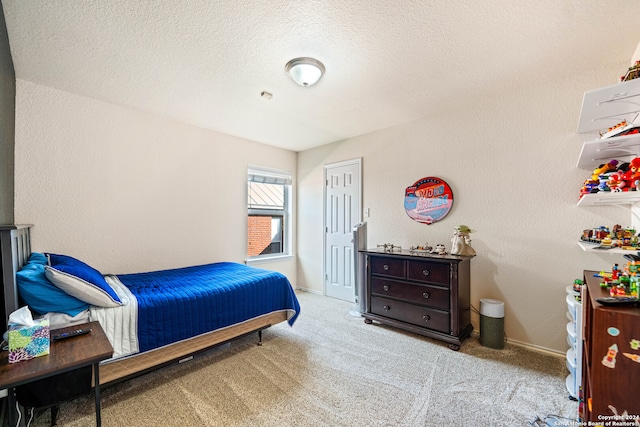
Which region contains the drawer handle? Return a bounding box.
[383,264,390,271]
[383,285,390,291]
[423,292,430,299]
[422,269,430,276]
[423,315,430,322]
[383,305,390,311]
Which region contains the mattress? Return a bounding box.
[91,262,300,360]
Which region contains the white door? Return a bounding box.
[324,159,361,301]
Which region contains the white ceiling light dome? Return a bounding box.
[285,57,325,87]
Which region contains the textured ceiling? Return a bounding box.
[3,1,640,152]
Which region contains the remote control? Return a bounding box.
[52,328,92,341]
[595,297,639,306]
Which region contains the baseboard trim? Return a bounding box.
[471,329,565,358]
[295,287,323,295]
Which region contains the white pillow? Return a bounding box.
[45,266,123,308]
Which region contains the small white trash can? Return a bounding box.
[480,298,504,349]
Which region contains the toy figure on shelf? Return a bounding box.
[591,159,619,181]
[606,171,626,192]
[450,225,476,256]
[620,60,640,82]
[628,157,640,190]
[600,119,640,139]
[596,172,613,192]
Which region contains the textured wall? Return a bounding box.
[14,80,297,283]
[0,7,15,225]
[298,63,632,353]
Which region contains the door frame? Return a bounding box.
[323,157,362,298]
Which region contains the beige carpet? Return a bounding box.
[25,291,577,426]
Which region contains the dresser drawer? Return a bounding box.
[369,256,405,278]
[406,260,449,285]
[370,296,449,334]
[370,278,450,310]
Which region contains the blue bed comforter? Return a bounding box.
[116,262,300,353]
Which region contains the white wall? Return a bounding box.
[298,62,632,353]
[13,61,635,353]
[14,80,297,282]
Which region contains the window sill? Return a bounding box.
[245,254,294,265]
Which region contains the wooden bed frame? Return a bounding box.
[0,224,288,386]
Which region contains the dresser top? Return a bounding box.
[362,248,473,261]
[584,270,640,316]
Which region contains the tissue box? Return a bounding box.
[8,320,50,363]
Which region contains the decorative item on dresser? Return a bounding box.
[361,249,473,351]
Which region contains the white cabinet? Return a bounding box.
[577,78,640,136]
[576,78,640,172]
[577,133,640,170]
[565,286,582,399]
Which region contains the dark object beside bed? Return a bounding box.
[1,224,300,386]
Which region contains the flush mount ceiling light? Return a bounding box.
[285,57,325,87]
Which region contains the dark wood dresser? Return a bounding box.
[361,250,473,350]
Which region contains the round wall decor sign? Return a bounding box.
[404,176,454,224]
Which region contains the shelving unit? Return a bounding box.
[576,75,640,421]
[577,191,640,206]
[577,78,640,135]
[576,80,640,182]
[577,240,640,255]
[576,78,640,251]
[577,133,640,170]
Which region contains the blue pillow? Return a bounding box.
[16,262,90,316]
[28,252,48,265]
[45,253,123,307]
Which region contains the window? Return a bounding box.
[247,167,291,259]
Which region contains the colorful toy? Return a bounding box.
[628,157,640,190]
[596,173,613,192]
[581,224,639,251]
[602,343,618,368]
[600,120,640,139]
[620,60,640,81]
[573,279,584,293]
[606,171,625,192]
[591,159,619,181]
[594,260,640,298]
[578,158,640,198]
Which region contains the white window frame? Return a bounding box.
[247,166,292,263]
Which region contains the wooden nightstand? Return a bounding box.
[0,321,113,426]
